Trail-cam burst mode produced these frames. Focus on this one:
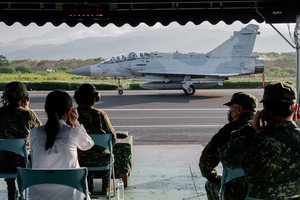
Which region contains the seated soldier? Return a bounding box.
[220,82,300,199]
[199,92,258,200]
[74,83,116,195]
[0,81,41,200]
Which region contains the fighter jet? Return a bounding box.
[70,24,264,95]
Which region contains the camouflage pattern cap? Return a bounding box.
[224,92,258,111]
[261,82,296,104]
[1,81,29,102]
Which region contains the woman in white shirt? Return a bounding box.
[29,90,94,200]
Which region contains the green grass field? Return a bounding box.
[0,72,296,90]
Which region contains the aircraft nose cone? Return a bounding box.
[69,66,91,76]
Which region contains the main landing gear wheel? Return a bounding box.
[116,77,123,95]
[183,85,195,96]
[118,89,124,95]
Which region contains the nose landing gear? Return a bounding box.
[117,77,124,95]
[118,89,124,95]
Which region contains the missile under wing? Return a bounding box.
[70,24,264,95]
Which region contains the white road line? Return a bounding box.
[32,108,228,112]
[113,125,223,128]
[33,116,224,119]
[111,117,224,119]
[104,108,228,111]
[32,109,47,112]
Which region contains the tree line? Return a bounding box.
[0,55,104,73]
[0,53,297,78]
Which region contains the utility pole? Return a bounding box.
[295,15,300,126]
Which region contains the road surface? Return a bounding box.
[1,89,264,145]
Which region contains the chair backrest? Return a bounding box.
[89,133,113,152]
[88,133,116,199]
[221,165,245,186]
[0,138,28,161]
[220,165,245,200]
[17,167,88,198]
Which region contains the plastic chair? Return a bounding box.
[89,133,116,199]
[0,138,28,179]
[16,167,89,200]
[220,165,245,200]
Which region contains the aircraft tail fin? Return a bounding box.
[207,24,259,57]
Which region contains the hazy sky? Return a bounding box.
[0,20,296,45]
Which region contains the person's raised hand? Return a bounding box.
[68,107,80,127]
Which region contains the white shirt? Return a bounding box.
[29,120,94,200]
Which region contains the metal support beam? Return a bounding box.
[296,15,300,126]
[267,14,300,125]
[270,23,295,49]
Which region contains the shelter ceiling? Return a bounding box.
[0,1,298,26]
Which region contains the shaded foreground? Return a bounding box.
[0,145,218,200]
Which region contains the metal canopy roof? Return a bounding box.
[0,1,298,27]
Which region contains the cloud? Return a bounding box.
[0,21,297,59]
[68,24,133,39]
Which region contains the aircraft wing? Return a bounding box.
[139,70,240,77]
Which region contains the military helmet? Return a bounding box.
[224,92,258,111]
[74,83,100,106]
[1,81,29,103]
[261,81,296,104]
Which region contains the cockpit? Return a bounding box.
[101,52,151,64]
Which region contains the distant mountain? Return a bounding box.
[0,25,294,60]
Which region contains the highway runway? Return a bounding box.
[4,89,264,145]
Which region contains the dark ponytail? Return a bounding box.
[45,111,60,150]
[44,90,72,150]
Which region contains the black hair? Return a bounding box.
[74,83,99,106]
[44,90,72,150]
[1,81,28,107]
[263,101,294,118]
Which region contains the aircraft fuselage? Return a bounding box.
[69,24,264,95]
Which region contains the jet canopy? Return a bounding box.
[101,52,151,64]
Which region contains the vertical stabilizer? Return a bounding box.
[207,24,259,57]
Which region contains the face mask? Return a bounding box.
[227,110,233,122]
[262,111,272,123]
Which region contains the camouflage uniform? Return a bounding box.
[0,106,41,171]
[77,105,116,166]
[77,105,116,193]
[0,81,41,200]
[220,82,300,199]
[199,92,258,200]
